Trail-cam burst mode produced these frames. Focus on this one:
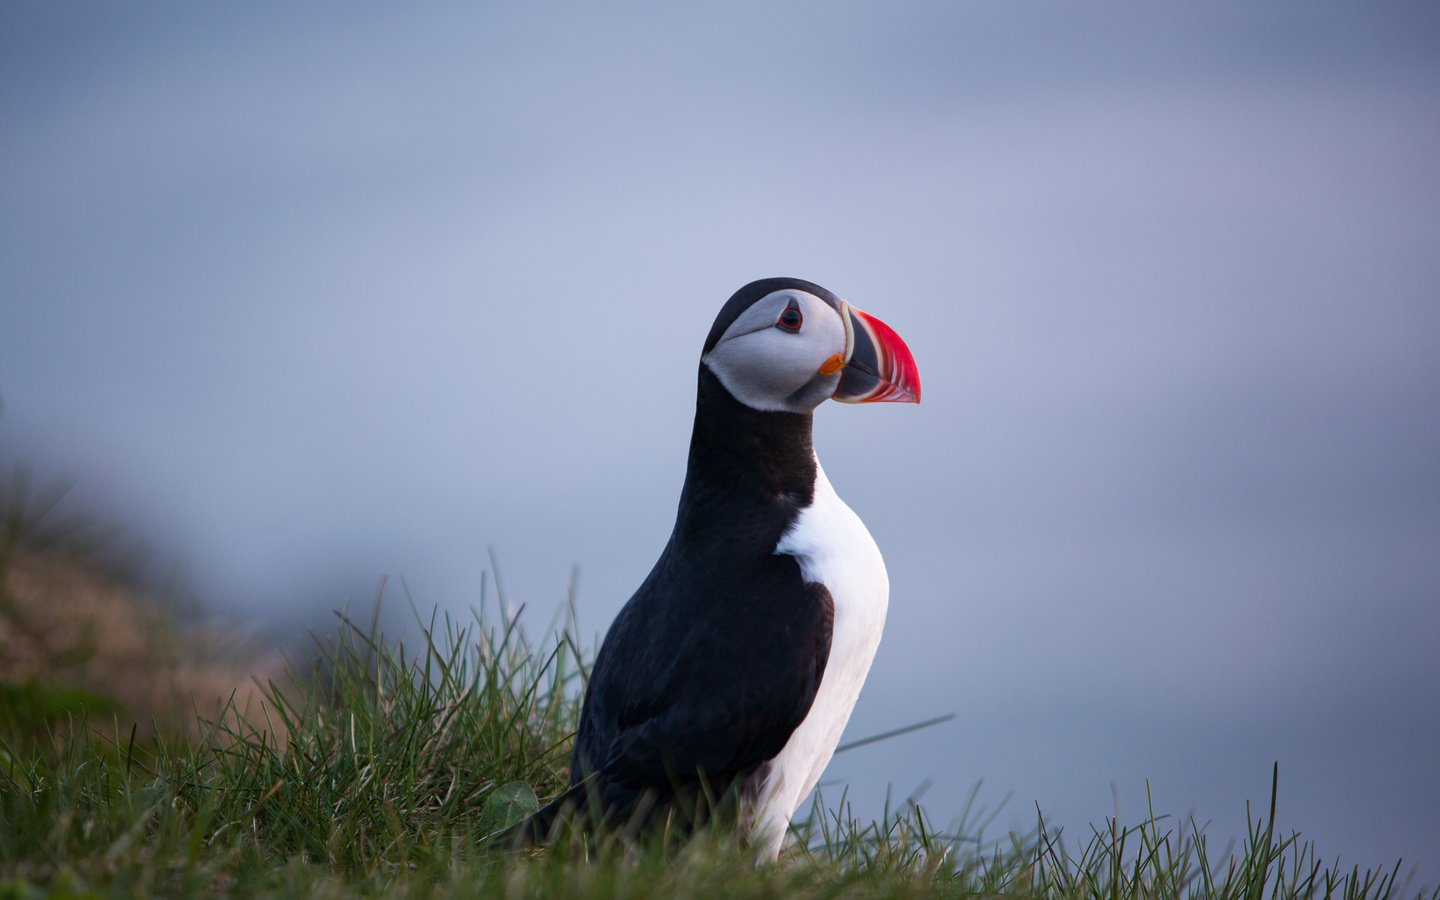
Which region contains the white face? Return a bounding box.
[701,289,849,413]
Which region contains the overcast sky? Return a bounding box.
[3,2,1438,884]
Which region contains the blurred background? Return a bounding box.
[3,1,1438,883]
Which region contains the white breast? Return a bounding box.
[750,456,889,860]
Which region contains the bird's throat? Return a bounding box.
[674,366,818,550]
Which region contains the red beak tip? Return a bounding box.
[836,304,922,405]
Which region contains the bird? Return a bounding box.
[517,277,920,860]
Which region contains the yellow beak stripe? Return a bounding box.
[817,299,856,376]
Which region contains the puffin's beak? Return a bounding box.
[832,302,922,404]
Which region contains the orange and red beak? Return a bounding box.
[832,302,922,404]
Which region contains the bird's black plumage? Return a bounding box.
[521,361,835,838]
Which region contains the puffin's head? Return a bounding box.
[701,277,921,413]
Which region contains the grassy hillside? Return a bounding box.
[2,599,1434,898]
[1,471,1434,897]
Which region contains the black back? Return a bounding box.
[558,363,835,830]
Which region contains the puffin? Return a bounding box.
[520,277,920,860]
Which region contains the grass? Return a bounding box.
[0,463,1434,898]
[1,590,1435,899]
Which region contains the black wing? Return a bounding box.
[570,548,833,819]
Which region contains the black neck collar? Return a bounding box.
[670,366,817,551]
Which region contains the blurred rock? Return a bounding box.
[0,545,288,744]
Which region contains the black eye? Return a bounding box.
[776,302,803,333]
